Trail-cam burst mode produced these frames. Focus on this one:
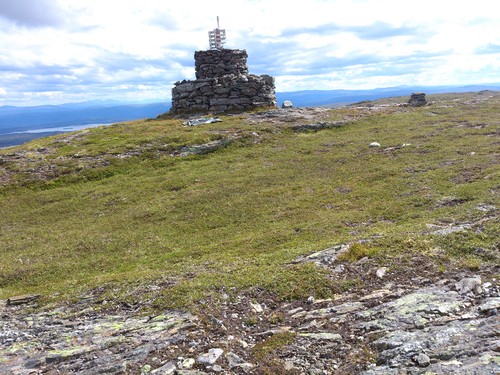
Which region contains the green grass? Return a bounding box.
[252,331,298,374]
[252,331,297,360]
[1,92,499,309]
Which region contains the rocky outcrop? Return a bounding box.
[2,272,498,374]
[358,281,500,374]
[0,303,197,374]
[171,49,277,114]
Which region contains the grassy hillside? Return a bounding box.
[1,92,498,311]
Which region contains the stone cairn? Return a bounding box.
[170,48,277,114]
[408,92,427,106]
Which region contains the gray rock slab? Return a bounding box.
[299,332,342,341]
[0,310,196,374]
[478,297,500,313]
[196,348,223,365]
[359,280,500,374]
[355,286,464,331]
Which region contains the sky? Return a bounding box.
[0,0,499,106]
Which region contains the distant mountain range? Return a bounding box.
[275,84,500,107]
[0,101,170,134]
[1,84,499,148]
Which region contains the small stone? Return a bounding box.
[250,302,263,313]
[226,352,244,367]
[237,339,249,348]
[196,348,224,365]
[455,276,482,295]
[307,296,315,304]
[376,267,388,278]
[414,317,428,329]
[240,364,255,373]
[181,358,195,369]
[226,352,253,370]
[369,142,381,147]
[333,264,345,273]
[414,353,431,367]
[213,364,223,372]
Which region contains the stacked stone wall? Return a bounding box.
[195,49,248,79]
[171,48,276,114]
[171,74,275,114]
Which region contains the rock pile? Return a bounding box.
[408,92,427,106]
[171,49,277,114]
[195,49,248,79]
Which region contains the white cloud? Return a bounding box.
[0,0,499,105]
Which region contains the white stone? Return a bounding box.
[237,339,248,348]
[196,348,224,365]
[250,302,263,313]
[376,267,388,278]
[369,142,381,147]
[181,358,195,369]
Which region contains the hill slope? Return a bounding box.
[0,92,499,374]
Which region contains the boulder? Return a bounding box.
[408,92,427,106]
